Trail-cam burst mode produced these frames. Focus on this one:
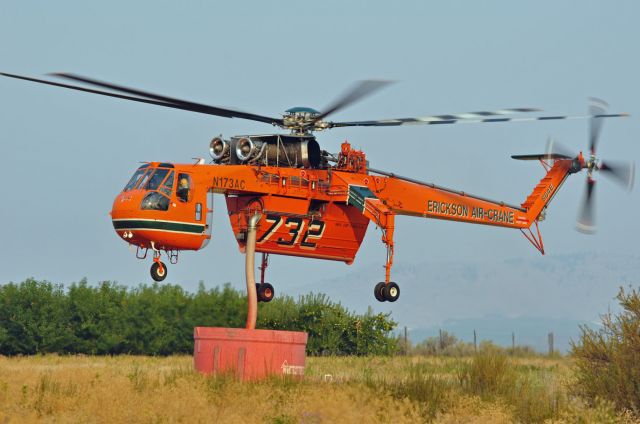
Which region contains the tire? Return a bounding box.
[258,283,275,302]
[383,282,400,302]
[374,282,386,302]
[150,261,167,282]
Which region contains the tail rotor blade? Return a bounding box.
[576,179,597,234]
[589,97,608,155]
[545,136,576,159]
[600,160,635,191]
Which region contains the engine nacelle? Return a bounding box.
[209,136,230,162]
[235,137,257,162]
[229,134,321,168]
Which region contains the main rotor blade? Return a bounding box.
[1,72,283,126]
[576,179,596,234]
[600,160,635,191]
[589,97,608,155]
[330,111,628,128]
[52,72,282,125]
[314,80,392,122]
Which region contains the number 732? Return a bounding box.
[257,214,326,249]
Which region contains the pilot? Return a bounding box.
[177,177,190,202]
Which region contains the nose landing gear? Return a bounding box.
[150,247,169,282]
[150,258,167,282]
[144,243,178,282]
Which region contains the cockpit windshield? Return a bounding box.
[135,170,152,190]
[123,166,149,192]
[123,166,176,212]
[123,166,176,193]
[159,171,174,196]
[144,168,170,191]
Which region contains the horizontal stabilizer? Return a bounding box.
[511,153,572,161]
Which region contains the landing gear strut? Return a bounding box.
[373,216,400,302]
[358,196,401,302]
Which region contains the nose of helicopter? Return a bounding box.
[110,191,139,243]
[110,189,210,251]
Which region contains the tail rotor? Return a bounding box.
[544,99,633,234]
[574,98,634,233]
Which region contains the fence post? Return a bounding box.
[512,332,515,354]
[404,326,408,355]
[473,329,477,353]
[548,332,554,356]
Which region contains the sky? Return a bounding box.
[1,1,639,339]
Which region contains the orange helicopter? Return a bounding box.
[1,73,634,303]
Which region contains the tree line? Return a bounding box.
[0,279,397,356]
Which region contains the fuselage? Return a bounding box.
[111,144,579,278]
[110,160,373,264]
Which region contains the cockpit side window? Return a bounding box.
[159,171,174,197]
[123,168,147,192]
[177,173,192,203]
[140,192,170,211]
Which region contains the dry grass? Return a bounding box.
[0,354,633,423]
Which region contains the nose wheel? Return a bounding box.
[150,259,167,282]
[374,281,400,302]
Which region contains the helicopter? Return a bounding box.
[1,72,634,303]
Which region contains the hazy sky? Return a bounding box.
[1,1,638,314]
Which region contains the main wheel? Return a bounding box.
[374,282,386,302]
[150,261,167,282]
[258,283,275,302]
[383,282,400,302]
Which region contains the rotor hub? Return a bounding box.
[283,107,323,134]
[586,154,599,178]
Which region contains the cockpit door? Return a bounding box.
[200,190,214,248]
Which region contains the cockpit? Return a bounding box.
[123,163,191,211]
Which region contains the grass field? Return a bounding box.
[0,354,633,423]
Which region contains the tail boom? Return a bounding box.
[365,158,575,230]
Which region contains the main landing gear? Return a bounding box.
[374,281,400,302]
[256,282,274,302]
[372,220,401,302]
[256,253,275,302]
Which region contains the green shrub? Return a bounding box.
[458,346,516,398]
[458,346,565,422]
[0,279,397,356]
[412,330,462,356]
[571,287,640,415]
[259,293,397,355]
[366,362,453,420]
